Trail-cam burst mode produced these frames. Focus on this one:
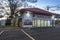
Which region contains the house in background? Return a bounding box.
[0,1,10,26]
[54,14,60,26]
[16,8,56,27]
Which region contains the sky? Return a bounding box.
[35,0,60,14]
[0,0,60,15]
[37,0,60,8]
[0,0,60,14]
[0,0,60,20]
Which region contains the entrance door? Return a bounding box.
[18,18,22,27]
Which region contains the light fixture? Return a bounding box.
[26,12,30,17]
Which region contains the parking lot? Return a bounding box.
[23,27,60,40]
[0,27,31,40]
[0,27,60,40]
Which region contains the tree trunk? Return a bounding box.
[6,18,11,26]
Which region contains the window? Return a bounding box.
[32,20,35,27]
[32,19,51,27]
[48,20,50,26]
[34,20,37,27]
[32,20,37,27]
[41,20,44,27]
[45,21,47,27]
[37,20,40,27]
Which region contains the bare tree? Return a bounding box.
[6,0,20,26]
[6,0,37,26]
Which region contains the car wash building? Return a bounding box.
[16,8,55,28]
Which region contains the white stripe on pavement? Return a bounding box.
[0,30,4,35]
[21,29,35,40]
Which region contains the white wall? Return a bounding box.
[22,11,55,27]
[22,11,33,27]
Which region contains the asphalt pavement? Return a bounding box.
[0,28,31,40]
[23,27,60,40]
[1,27,60,40]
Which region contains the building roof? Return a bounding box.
[16,8,54,16]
